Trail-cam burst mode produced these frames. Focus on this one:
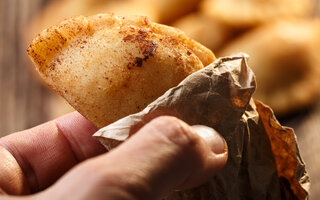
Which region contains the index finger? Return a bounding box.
[0,112,106,194]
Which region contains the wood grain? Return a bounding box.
[0,0,52,136]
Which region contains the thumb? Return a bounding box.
[38,116,228,200]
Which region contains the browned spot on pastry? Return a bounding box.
[123,35,134,42]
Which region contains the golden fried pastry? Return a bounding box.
[219,20,320,115]
[27,14,215,128]
[172,12,231,51]
[201,0,313,28]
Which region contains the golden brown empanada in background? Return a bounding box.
[27,13,215,128]
[219,20,320,116]
[145,0,203,24]
[201,0,313,28]
[172,12,232,51]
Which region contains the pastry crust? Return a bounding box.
[219,20,320,115]
[28,13,215,128]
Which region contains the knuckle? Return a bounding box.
[149,116,199,148]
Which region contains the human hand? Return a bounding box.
[0,112,227,200]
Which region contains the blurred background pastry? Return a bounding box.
[219,20,320,116]
[200,0,313,28]
[147,0,202,24]
[172,12,232,51]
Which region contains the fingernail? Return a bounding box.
[192,125,227,154]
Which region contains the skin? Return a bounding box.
[0,112,227,200]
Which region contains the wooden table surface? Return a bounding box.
[0,0,52,136]
[0,0,319,199]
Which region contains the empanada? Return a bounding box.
[146,0,202,24]
[219,20,320,115]
[201,0,313,28]
[27,13,215,128]
[173,12,232,51]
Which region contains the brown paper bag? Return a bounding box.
[94,54,310,199]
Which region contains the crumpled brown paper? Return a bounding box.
[93,54,310,199]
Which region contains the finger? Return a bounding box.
[0,146,28,195]
[41,116,227,200]
[0,112,106,194]
[192,125,227,155]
